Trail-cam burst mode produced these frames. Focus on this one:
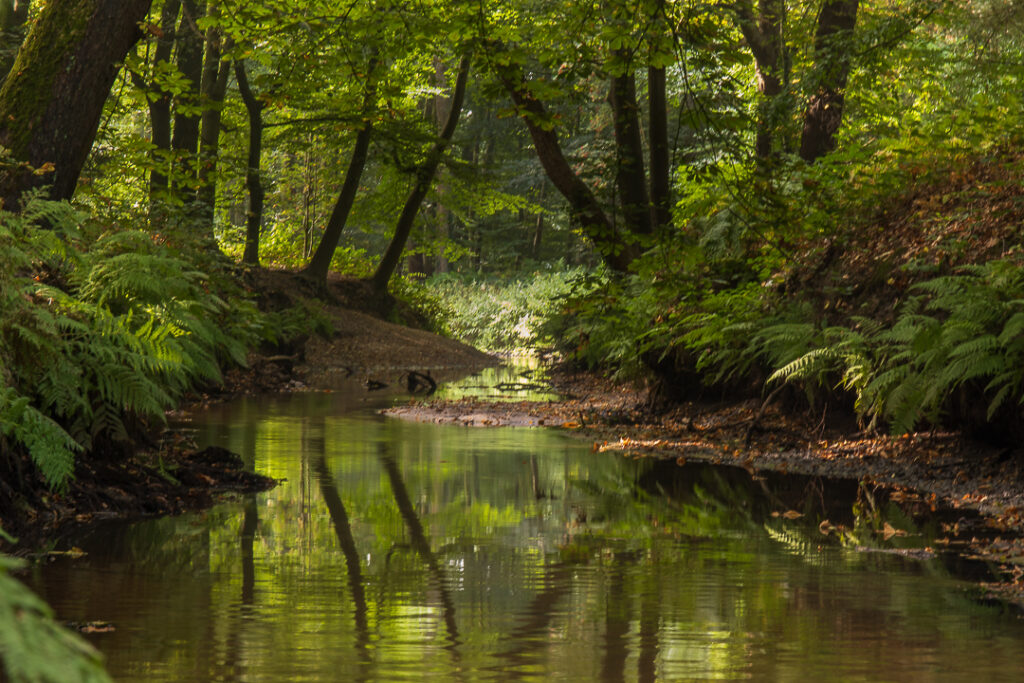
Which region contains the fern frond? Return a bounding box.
[768,347,837,384]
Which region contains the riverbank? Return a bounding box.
[386,365,1024,607]
[0,268,496,553]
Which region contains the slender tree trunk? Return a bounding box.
[495,61,636,272]
[799,0,859,163]
[0,0,30,82]
[734,0,786,159]
[147,0,180,210]
[371,54,471,292]
[303,54,380,285]
[235,60,264,266]
[0,0,153,210]
[609,59,651,237]
[431,57,451,274]
[195,7,230,233]
[531,211,544,259]
[302,145,314,258]
[170,0,205,193]
[647,64,671,231]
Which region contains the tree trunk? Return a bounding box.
[734,0,786,159]
[170,0,205,190]
[303,55,380,285]
[495,61,636,272]
[647,64,671,232]
[531,211,544,259]
[195,5,230,233]
[0,0,30,82]
[799,0,859,163]
[370,54,471,292]
[234,60,264,266]
[0,0,153,210]
[146,0,181,209]
[609,59,652,237]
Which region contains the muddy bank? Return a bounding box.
[385,367,1024,606]
[1,445,276,553]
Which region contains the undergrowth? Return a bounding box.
[424,266,587,353]
[0,195,311,493]
[547,141,1024,438]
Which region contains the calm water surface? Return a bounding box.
[26,371,1024,681]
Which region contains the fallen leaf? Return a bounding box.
[882,522,907,540]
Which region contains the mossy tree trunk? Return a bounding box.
[170,0,205,183]
[647,63,671,232]
[0,0,153,210]
[609,55,652,238]
[144,0,181,213]
[195,4,231,234]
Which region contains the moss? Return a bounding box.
[0,0,96,158]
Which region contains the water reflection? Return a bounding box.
[25,390,1024,682]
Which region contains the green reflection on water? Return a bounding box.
[27,391,1024,682]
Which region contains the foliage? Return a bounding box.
[0,197,265,489]
[425,265,589,353]
[768,262,1024,432]
[0,554,112,683]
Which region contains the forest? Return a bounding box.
[1,0,1024,679]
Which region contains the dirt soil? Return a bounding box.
[386,366,1024,608]
[221,268,497,395]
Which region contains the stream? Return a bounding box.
[25,368,1024,681]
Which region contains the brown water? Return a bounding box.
[25,373,1024,682]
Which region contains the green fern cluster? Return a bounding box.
[768,261,1024,433]
[0,554,112,683]
[567,253,1024,436]
[0,197,264,490]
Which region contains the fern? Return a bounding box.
[0,388,80,491]
[0,555,112,683]
[0,198,271,489]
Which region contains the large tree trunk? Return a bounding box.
[0,0,152,210]
[195,7,231,233]
[303,55,379,285]
[495,62,636,272]
[234,60,264,267]
[608,58,652,237]
[734,0,787,159]
[370,54,471,292]
[799,0,859,163]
